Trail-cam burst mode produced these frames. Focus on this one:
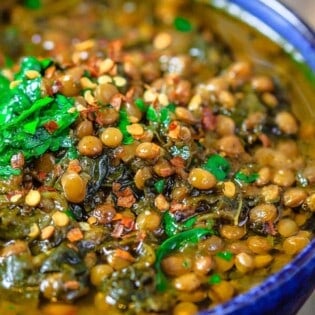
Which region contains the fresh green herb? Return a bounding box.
[154,179,165,194]
[118,109,134,145]
[235,171,258,183]
[64,209,77,220]
[24,0,42,9]
[216,251,233,261]
[208,273,222,285]
[170,145,190,160]
[0,57,78,177]
[155,228,211,291]
[163,211,199,237]
[4,56,14,68]
[160,104,175,127]
[203,154,230,181]
[146,106,159,122]
[135,98,147,112]
[173,16,193,32]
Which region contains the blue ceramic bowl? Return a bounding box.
[199,1,315,315]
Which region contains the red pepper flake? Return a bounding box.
[67,159,82,173]
[170,156,185,168]
[44,120,58,133]
[111,223,124,238]
[258,133,271,147]
[107,40,123,62]
[112,183,136,208]
[38,186,56,192]
[169,121,178,131]
[37,171,47,181]
[266,221,277,235]
[202,107,216,131]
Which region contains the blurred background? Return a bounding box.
[281,2,315,315]
[282,0,315,28]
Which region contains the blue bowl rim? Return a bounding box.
[209,0,315,71]
[198,1,315,314]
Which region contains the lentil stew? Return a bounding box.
[0,1,315,315]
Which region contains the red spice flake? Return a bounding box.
[202,107,216,131]
[67,159,82,173]
[170,156,185,168]
[37,171,47,181]
[107,40,123,62]
[67,228,84,242]
[112,213,135,229]
[266,221,277,236]
[169,121,178,131]
[44,120,59,133]
[258,133,271,147]
[110,93,125,111]
[111,223,124,238]
[114,248,136,262]
[64,280,80,290]
[38,186,56,192]
[112,183,136,208]
[86,56,99,77]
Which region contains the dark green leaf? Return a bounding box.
[135,98,147,112]
[235,171,258,183]
[216,251,233,261]
[173,16,193,32]
[203,154,230,181]
[146,106,159,122]
[118,109,134,144]
[155,228,211,291]
[208,273,221,285]
[154,179,165,194]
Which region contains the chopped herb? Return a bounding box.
[173,16,193,32]
[64,209,77,220]
[203,154,230,181]
[154,179,165,194]
[118,109,134,144]
[24,0,42,9]
[208,273,222,285]
[0,57,78,177]
[170,145,190,160]
[235,171,258,183]
[4,56,14,68]
[163,211,199,238]
[146,106,159,122]
[155,228,211,291]
[135,98,147,112]
[216,251,233,261]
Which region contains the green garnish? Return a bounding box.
[163,211,201,237]
[24,0,42,9]
[146,106,159,122]
[203,154,230,181]
[216,251,233,261]
[208,273,222,285]
[118,109,134,144]
[173,16,193,32]
[154,179,165,194]
[64,209,77,220]
[235,171,259,183]
[135,98,148,112]
[0,56,78,177]
[155,228,211,291]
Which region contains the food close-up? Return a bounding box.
[0,1,314,315]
